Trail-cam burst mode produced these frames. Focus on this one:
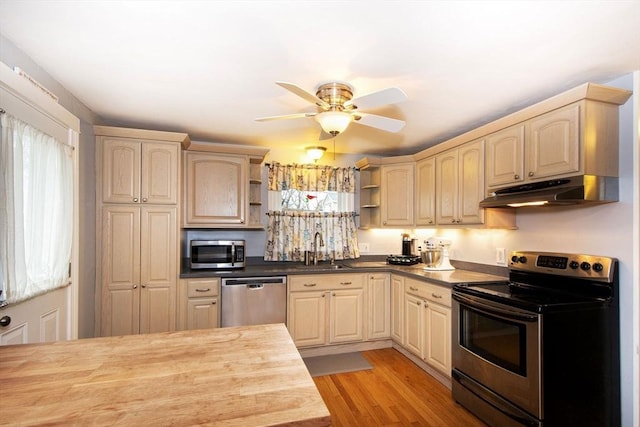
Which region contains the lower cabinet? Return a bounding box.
[402,277,452,376]
[178,278,220,330]
[288,274,365,347]
[390,275,405,343]
[367,273,391,340]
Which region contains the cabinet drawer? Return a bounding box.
[186,279,220,298]
[289,273,365,292]
[404,278,451,307]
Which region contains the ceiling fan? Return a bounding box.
[256,81,407,137]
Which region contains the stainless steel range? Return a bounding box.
[451,251,619,427]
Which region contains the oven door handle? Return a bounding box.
[452,293,538,322]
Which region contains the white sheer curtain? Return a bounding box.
[0,113,73,304]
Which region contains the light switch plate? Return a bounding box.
[496,248,507,266]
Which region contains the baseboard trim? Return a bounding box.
[297,339,392,358]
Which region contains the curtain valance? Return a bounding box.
[267,163,356,193]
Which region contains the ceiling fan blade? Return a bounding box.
[255,112,317,122]
[276,81,330,110]
[354,112,405,133]
[345,87,407,110]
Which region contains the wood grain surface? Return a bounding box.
[0,324,330,426]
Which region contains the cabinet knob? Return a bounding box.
[142,198,148,203]
[428,220,433,224]
[332,292,336,297]
[514,174,520,180]
[211,301,217,305]
[141,284,147,288]
[451,219,456,223]
[133,197,139,202]
[528,171,534,177]
[0,316,11,327]
[416,301,421,306]
[133,284,138,289]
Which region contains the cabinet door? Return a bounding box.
[404,293,423,357]
[187,298,219,330]
[329,289,364,344]
[185,152,247,225]
[141,142,179,205]
[458,139,485,224]
[435,150,458,225]
[390,275,404,344]
[288,291,327,347]
[486,125,525,188]
[423,302,451,376]
[381,163,415,226]
[367,274,391,340]
[101,206,141,336]
[102,138,141,204]
[139,207,177,334]
[415,157,436,226]
[527,103,580,180]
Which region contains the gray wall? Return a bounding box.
[0,34,98,339]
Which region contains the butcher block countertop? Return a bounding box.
[0,324,331,426]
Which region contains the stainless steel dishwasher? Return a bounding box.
[221,276,287,327]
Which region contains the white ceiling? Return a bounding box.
[1,1,639,156]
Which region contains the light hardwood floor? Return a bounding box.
[313,348,487,426]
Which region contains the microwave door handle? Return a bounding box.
[231,243,236,266]
[452,293,538,322]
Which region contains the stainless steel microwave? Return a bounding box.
[190,240,245,269]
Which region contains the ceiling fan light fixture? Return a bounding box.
[315,111,352,135]
[306,146,326,162]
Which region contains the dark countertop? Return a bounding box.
[180,257,508,287]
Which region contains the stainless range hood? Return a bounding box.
[479,175,619,208]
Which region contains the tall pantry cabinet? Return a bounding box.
[95,126,189,337]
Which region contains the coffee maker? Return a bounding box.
[402,234,417,256]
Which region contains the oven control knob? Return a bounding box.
[593,263,604,272]
[511,255,519,263]
[518,256,527,264]
[569,261,580,269]
[580,261,591,271]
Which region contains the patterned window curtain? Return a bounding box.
[264,163,358,262]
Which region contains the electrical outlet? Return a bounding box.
[358,242,370,253]
[496,248,507,266]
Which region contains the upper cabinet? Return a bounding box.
[415,157,436,226]
[381,163,415,227]
[100,135,181,205]
[183,152,248,226]
[486,103,581,190]
[181,141,268,229]
[435,139,485,225]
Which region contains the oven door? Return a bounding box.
[452,292,541,418]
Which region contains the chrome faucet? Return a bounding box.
[313,231,324,266]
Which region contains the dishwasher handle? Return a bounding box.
[222,277,287,287]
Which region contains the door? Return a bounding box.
[141,142,179,204]
[185,152,247,225]
[139,207,177,334]
[404,293,423,357]
[330,289,364,343]
[102,138,141,203]
[458,139,485,224]
[391,275,404,343]
[367,274,391,340]
[101,206,141,336]
[528,103,580,180]
[424,302,451,375]
[380,163,414,226]
[416,157,436,226]
[288,291,326,347]
[486,125,525,189]
[435,150,458,225]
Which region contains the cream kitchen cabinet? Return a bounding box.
[403,278,452,377]
[95,126,186,338]
[486,101,620,192]
[367,273,391,340]
[390,275,404,344]
[100,205,177,337]
[415,156,436,226]
[288,274,365,348]
[183,152,248,227]
[101,137,179,205]
[435,139,485,225]
[177,278,220,330]
[380,163,415,227]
